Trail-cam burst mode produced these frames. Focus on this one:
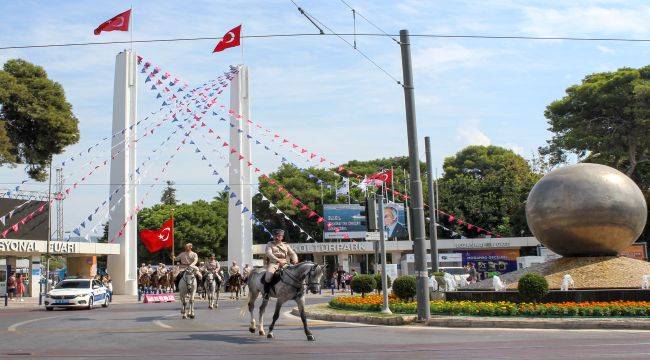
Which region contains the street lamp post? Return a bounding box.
[376,195,391,314]
[45,159,53,293]
[425,137,439,272]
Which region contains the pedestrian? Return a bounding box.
[336,266,345,290]
[469,263,478,283]
[16,273,26,301]
[105,275,113,302]
[7,272,16,301]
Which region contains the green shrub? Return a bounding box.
[350,275,376,297]
[392,275,417,301]
[374,274,392,293]
[517,273,549,303]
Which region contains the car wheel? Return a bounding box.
[102,297,109,308]
[45,306,54,311]
[87,297,94,310]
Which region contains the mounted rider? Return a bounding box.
[205,254,222,282]
[263,229,298,298]
[172,243,202,289]
[156,263,167,275]
[139,263,149,277]
[229,261,240,277]
[242,263,251,281]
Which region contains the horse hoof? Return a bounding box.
[307,335,315,341]
[267,333,274,339]
[189,314,195,319]
[249,327,256,333]
[258,330,266,336]
[182,315,187,319]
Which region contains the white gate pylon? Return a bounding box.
[107,50,138,296]
[227,65,253,268]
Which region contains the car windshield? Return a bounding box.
[55,280,90,289]
[443,268,466,275]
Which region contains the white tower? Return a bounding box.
[228,65,253,266]
[107,50,138,295]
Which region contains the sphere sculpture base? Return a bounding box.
[464,256,650,290]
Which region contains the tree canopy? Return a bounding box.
[438,145,540,237]
[541,65,650,183]
[137,197,228,264]
[0,59,79,180]
[160,180,178,205]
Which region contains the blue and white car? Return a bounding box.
[44,279,110,311]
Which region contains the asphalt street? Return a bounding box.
[1,295,650,359]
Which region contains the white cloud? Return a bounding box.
[520,5,650,37]
[413,43,495,76]
[456,123,491,147]
[597,45,615,54]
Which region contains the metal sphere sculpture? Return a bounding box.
[526,163,647,257]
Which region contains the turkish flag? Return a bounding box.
[94,9,131,35]
[364,170,393,187]
[213,25,242,53]
[139,218,174,253]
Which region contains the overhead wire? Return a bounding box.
[337,0,401,44]
[289,0,403,86]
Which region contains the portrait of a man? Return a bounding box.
[384,205,408,239]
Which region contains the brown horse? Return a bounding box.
[138,273,151,291]
[153,271,171,293]
[228,273,243,300]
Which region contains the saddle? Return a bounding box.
[262,269,283,297]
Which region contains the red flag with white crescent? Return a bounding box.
[213,24,242,53]
[139,218,174,253]
[94,9,131,35]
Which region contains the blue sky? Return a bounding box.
[1,0,650,232]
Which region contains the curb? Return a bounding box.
[292,307,417,326]
[426,316,650,330]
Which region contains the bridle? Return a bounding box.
[282,263,320,291]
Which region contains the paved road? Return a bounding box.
[1,295,650,359]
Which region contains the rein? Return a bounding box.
[281,263,319,291]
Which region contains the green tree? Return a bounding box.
[541,65,650,181]
[160,180,178,205]
[0,59,80,180]
[137,199,228,264]
[438,145,540,237]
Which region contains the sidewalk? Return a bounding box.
[298,303,650,330]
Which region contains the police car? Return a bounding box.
[44,279,110,311]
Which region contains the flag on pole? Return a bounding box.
[94,9,132,35]
[213,24,242,53]
[363,169,393,188]
[336,178,350,198]
[139,218,174,253]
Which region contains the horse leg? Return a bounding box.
[189,288,196,319]
[267,301,283,339]
[248,291,257,333]
[181,296,187,319]
[257,297,269,336]
[297,296,314,341]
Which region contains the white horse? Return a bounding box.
[561,274,574,291]
[243,262,324,341]
[492,275,507,291]
[642,275,650,290]
[204,270,220,310]
[443,272,457,291]
[179,268,197,319]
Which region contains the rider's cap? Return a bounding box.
[185,242,193,247]
[272,229,285,236]
[210,253,215,257]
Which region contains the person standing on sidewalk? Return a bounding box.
[16,273,26,302]
[7,272,16,301]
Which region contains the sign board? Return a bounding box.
[323,204,367,240]
[462,249,520,275]
[143,293,176,303]
[383,203,409,239]
[385,264,398,283]
[406,253,463,263]
[620,243,648,261]
[31,264,41,277]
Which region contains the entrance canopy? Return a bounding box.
[0,238,120,257]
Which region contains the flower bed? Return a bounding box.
[329,295,650,317]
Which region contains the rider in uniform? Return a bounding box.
[172,243,201,289]
[139,263,149,277]
[229,261,240,277]
[156,263,167,275]
[264,229,298,297]
[205,254,222,282]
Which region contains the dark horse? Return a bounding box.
[228,273,243,300]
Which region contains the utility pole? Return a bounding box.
[425,137,439,272]
[55,167,64,242]
[376,194,391,314]
[399,29,430,321]
[45,159,53,293]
